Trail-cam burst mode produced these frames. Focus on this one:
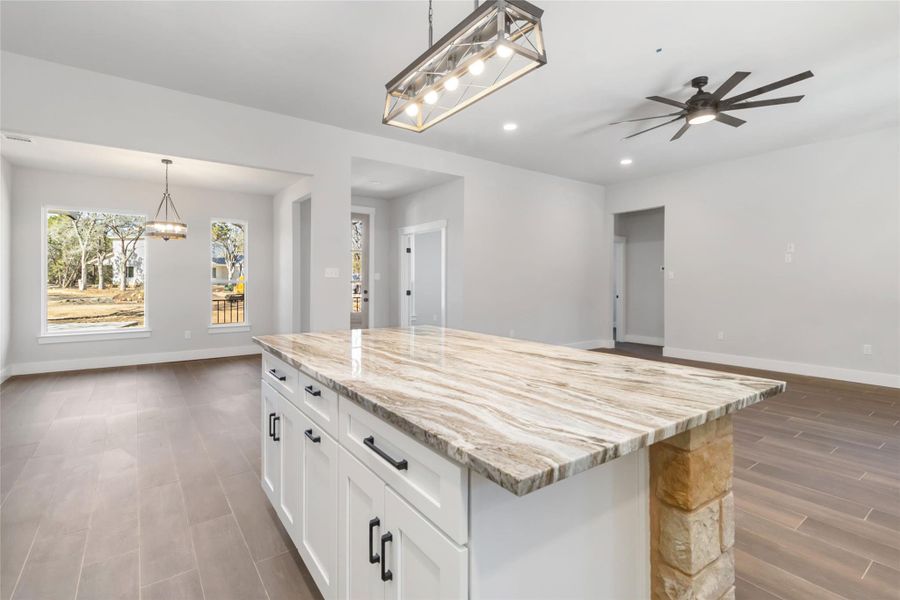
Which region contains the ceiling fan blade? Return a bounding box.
[711,71,751,100]
[715,112,746,127]
[722,95,804,110]
[646,96,687,109]
[610,111,684,125]
[723,71,813,103]
[670,122,690,141]
[624,116,684,139]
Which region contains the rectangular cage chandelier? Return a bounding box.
[383,0,546,133]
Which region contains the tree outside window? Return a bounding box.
[211,221,246,324]
[45,209,146,332]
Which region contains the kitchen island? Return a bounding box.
[254,327,784,600]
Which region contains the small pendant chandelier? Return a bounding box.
[146,158,187,241]
[383,0,547,132]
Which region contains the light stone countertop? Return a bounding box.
[254,327,785,496]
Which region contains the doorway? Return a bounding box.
[613,207,665,348]
[399,220,446,327]
[350,211,372,329]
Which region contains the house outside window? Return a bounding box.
[211,220,246,325]
[45,209,147,333]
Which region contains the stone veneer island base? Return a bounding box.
[254,327,781,599]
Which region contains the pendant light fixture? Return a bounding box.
[146,159,187,241]
[383,0,547,132]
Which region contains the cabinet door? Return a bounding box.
[383,488,467,600]
[261,383,281,506]
[278,397,304,544]
[338,448,386,600]
[299,411,339,600]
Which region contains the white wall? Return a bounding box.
[615,208,665,345]
[0,53,610,351]
[272,177,311,333]
[606,127,900,386]
[7,166,274,372]
[0,157,12,380]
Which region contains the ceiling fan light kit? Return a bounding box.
[613,70,814,141]
[383,0,547,132]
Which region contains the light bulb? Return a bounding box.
[424,90,439,105]
[687,108,716,125]
[468,59,485,76]
[444,76,459,91]
[496,43,513,58]
[405,103,420,117]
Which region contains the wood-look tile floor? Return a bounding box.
[0,356,322,600]
[604,343,900,600]
[2,351,898,600]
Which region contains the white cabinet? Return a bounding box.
[261,382,281,507]
[298,410,339,599]
[383,488,467,600]
[339,448,386,600]
[278,394,304,538]
[337,448,467,600]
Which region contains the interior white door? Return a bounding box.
[278,395,304,543]
[299,411,340,600]
[383,488,467,600]
[614,239,626,341]
[338,447,386,600]
[261,383,281,506]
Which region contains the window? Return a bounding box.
[45,209,146,332]
[211,220,246,325]
[351,217,363,313]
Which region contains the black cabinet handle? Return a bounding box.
[304,429,321,443]
[268,368,286,382]
[268,412,276,438]
[304,385,321,397]
[368,518,380,564]
[363,436,408,470]
[273,416,280,442]
[380,532,393,581]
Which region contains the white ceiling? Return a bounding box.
[351,158,460,199]
[1,1,897,185]
[0,134,305,196]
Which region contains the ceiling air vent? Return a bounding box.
[3,133,33,143]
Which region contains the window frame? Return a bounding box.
[40,205,152,343]
[208,217,250,333]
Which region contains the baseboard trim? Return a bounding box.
[0,365,11,384]
[620,334,664,346]
[663,346,900,389]
[6,344,262,378]
[566,338,615,350]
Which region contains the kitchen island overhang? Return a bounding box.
[254,327,785,599]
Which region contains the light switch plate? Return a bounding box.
[324,267,340,278]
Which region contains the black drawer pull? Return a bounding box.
[368,518,380,564]
[304,385,321,397]
[363,436,408,470]
[304,429,321,443]
[272,416,280,442]
[380,532,393,581]
[268,412,276,438]
[268,368,286,382]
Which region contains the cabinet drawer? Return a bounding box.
[298,372,340,439]
[340,400,467,545]
[262,351,299,401]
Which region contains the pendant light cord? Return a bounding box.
[428,0,433,47]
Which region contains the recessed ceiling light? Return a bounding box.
[620,158,633,166]
[503,122,518,131]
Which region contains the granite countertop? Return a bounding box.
[254,327,785,496]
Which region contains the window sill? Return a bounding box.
[208,324,251,334]
[39,328,152,344]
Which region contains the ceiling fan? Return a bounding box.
[612,70,814,141]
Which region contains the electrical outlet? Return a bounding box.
[717,331,725,340]
[786,243,795,253]
[784,253,793,263]
[509,329,516,338]
[324,267,340,278]
[184,330,191,340]
[863,344,873,355]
